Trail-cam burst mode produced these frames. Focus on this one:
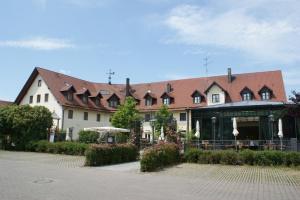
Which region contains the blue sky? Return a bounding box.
[0,0,299,101]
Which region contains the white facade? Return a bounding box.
[141,110,191,139]
[19,75,112,139]
[206,85,226,106]
[63,108,111,139]
[19,75,63,128]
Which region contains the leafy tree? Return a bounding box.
[154,105,173,131]
[0,105,53,150]
[290,91,300,104]
[111,97,140,129]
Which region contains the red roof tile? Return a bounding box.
[0,100,12,107]
[15,67,287,112]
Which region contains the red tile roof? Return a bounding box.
[15,67,287,112]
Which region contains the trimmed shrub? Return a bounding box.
[284,152,300,166]
[78,130,99,144]
[184,149,300,167]
[85,143,138,166]
[219,151,239,165]
[239,149,255,165]
[184,148,201,163]
[140,143,180,172]
[25,140,88,156]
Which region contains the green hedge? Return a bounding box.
[78,130,99,144]
[140,143,180,172]
[184,149,300,167]
[85,143,138,166]
[25,140,88,156]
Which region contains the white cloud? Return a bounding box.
[163,1,300,63]
[0,37,75,50]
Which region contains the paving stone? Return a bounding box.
[0,151,299,200]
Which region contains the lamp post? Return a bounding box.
[268,114,274,144]
[211,117,217,150]
[149,119,156,145]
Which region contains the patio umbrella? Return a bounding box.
[160,126,165,140]
[195,120,200,138]
[278,118,283,138]
[278,118,283,151]
[232,117,239,151]
[232,117,239,137]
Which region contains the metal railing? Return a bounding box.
[185,139,294,151]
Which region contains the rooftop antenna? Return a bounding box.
[107,69,115,85]
[203,54,211,87]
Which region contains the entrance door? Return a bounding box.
[237,117,259,140]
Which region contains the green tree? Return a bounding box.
[111,97,140,129]
[154,105,173,131]
[0,105,53,150]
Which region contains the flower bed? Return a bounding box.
[140,143,180,172]
[184,149,300,167]
[85,143,138,166]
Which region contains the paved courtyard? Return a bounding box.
[0,150,299,200]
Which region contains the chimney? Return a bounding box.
[125,78,130,96]
[228,68,232,83]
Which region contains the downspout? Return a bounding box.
[61,107,65,131]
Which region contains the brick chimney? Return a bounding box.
[228,68,232,83]
[125,78,130,96]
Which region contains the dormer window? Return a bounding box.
[163,97,170,105]
[191,90,203,104]
[109,99,118,108]
[90,92,103,107]
[82,95,88,104]
[145,97,152,106]
[107,93,120,108]
[240,87,253,101]
[261,91,270,100]
[67,92,73,101]
[76,88,91,104]
[95,97,100,106]
[259,86,272,101]
[60,84,76,102]
[144,92,157,107]
[212,94,220,103]
[194,96,201,104]
[161,92,173,106]
[242,93,252,101]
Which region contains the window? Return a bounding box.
[67,92,73,101]
[38,80,42,87]
[194,96,201,104]
[261,91,270,100]
[96,114,101,122]
[163,97,170,105]
[29,96,33,104]
[242,92,251,101]
[212,94,220,103]
[109,100,118,108]
[68,127,73,140]
[68,110,73,119]
[95,98,100,106]
[180,113,187,121]
[37,94,41,103]
[82,95,88,104]
[45,93,49,102]
[84,112,88,120]
[145,97,152,106]
[145,113,151,122]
